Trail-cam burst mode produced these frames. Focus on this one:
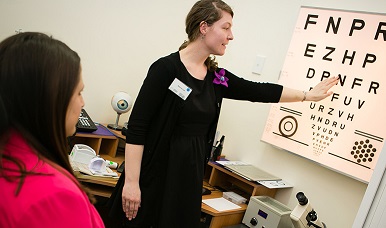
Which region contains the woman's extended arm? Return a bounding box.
[122,143,144,220]
[279,76,339,102]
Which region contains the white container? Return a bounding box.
[105,160,119,169]
[223,191,247,205]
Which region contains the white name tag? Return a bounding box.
[168,78,192,100]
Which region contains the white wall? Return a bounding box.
[1,0,385,227]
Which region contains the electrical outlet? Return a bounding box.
[252,55,266,75]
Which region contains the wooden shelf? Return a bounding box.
[207,162,277,199]
[71,129,119,157]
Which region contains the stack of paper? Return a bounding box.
[202,197,241,212]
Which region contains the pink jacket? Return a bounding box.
[0,131,105,228]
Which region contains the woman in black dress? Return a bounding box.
[110,0,338,227]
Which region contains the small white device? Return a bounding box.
[105,160,119,169]
[290,192,326,228]
[242,196,293,228]
[69,144,96,164]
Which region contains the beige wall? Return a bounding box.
[1,0,385,227]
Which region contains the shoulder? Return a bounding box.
[145,51,182,85]
[16,188,102,227]
[150,52,180,72]
[20,174,102,227]
[2,164,103,227]
[1,133,103,227]
[158,51,179,62]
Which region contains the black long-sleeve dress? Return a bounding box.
[108,52,283,228]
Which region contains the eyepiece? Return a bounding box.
[296,192,308,205]
[307,209,318,222]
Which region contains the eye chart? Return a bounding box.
[261,7,386,182]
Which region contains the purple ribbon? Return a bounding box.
[213,68,228,87]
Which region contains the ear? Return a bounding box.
[199,21,208,35]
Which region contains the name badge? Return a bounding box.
[168,78,192,100]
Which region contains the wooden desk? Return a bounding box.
[74,151,124,198]
[201,187,248,228]
[104,124,126,140]
[201,162,277,228]
[75,171,118,198]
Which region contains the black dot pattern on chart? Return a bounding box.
[350,139,376,163]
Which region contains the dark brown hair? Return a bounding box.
[180,0,234,71]
[0,32,87,197]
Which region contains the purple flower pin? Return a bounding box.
[213,68,228,87]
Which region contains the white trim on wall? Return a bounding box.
[353,145,386,227]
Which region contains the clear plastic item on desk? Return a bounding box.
[223,191,247,205]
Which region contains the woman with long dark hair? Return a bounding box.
[0,32,104,228]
